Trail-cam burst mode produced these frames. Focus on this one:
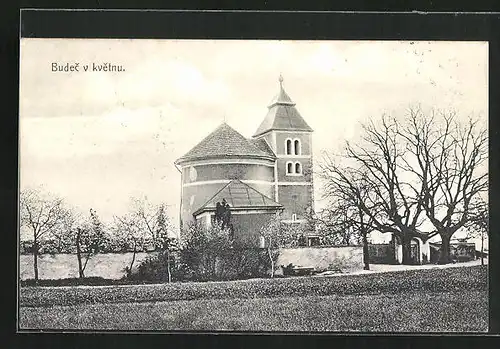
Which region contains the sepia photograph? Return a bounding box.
[18,38,489,332]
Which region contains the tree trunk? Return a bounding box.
[33,240,39,284]
[401,235,413,265]
[480,229,484,266]
[127,241,137,277]
[213,254,217,279]
[208,252,216,280]
[438,233,452,264]
[362,233,370,270]
[76,228,84,278]
[267,247,274,278]
[166,249,172,283]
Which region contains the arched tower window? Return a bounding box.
[295,162,302,174]
[286,139,292,155]
[294,139,301,155]
[286,162,293,174]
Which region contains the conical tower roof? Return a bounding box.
[175,122,276,165]
[253,75,313,137]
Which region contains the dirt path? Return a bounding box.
[316,258,488,277]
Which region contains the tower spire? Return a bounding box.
[267,73,295,108]
[253,77,313,137]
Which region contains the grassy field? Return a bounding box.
[19,290,487,332]
[19,265,488,332]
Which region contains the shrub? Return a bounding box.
[127,222,278,283]
[127,252,180,283]
[175,223,276,282]
[216,248,274,281]
[127,247,275,283]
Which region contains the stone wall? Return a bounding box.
[274,245,364,275]
[19,252,154,280]
[430,242,476,263]
[368,244,397,264]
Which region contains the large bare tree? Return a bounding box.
[20,188,68,283]
[320,107,487,264]
[397,108,488,263]
[320,118,430,264]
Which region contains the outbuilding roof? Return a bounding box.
[193,179,283,216]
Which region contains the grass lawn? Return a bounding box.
[19,265,488,332]
[19,290,487,332]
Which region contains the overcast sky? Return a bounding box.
[19,39,488,241]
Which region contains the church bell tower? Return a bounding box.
[252,75,315,233]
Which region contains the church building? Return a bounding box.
[174,76,316,247]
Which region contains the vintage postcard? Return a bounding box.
[18,37,489,332]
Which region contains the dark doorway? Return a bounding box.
[410,239,420,265]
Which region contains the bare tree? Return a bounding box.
[397,108,488,263]
[316,206,362,246]
[19,188,68,283]
[320,122,430,265]
[320,107,487,264]
[318,170,375,269]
